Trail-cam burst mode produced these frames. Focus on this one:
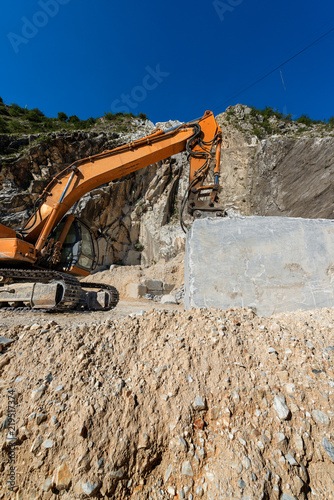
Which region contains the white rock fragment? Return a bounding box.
[30,435,43,453]
[182,460,193,476]
[81,480,101,496]
[312,410,329,425]
[322,437,334,462]
[285,453,298,465]
[165,464,172,483]
[30,323,42,331]
[31,384,46,402]
[285,383,296,394]
[0,336,14,346]
[42,478,52,492]
[293,433,304,453]
[161,294,177,304]
[277,432,287,444]
[42,439,54,449]
[193,395,206,410]
[273,394,291,420]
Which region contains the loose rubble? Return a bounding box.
[0,306,334,499]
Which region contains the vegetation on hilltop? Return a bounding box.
[225,104,334,139]
[0,97,148,135]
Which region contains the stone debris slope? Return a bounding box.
[0,307,334,499]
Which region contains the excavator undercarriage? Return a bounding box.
[0,269,119,311]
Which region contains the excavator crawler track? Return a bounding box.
[80,282,119,311]
[0,269,119,312]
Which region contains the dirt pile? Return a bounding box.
[1,306,334,499]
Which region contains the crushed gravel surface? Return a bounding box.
[1,305,334,499]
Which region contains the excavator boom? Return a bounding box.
[0,111,224,311]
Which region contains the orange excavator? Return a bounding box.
[0,111,224,311]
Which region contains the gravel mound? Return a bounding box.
[0,306,334,499]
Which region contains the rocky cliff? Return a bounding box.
[0,119,188,267]
[1,106,333,268]
[217,106,334,218]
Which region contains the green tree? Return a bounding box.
[0,117,9,133]
[104,112,114,121]
[86,117,96,125]
[0,106,9,116]
[9,103,25,117]
[8,119,26,133]
[296,114,313,126]
[67,115,80,123]
[26,109,44,122]
[31,107,44,117]
[57,112,68,122]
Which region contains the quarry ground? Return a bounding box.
[0,260,334,500]
[0,298,183,330]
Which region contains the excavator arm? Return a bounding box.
[0,110,224,268]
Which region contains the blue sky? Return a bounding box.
[1,0,334,123]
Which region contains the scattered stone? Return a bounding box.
[195,486,204,497]
[42,478,52,492]
[30,324,42,331]
[42,439,54,449]
[285,383,296,394]
[161,294,178,304]
[81,480,101,496]
[193,395,206,411]
[31,384,46,402]
[273,394,291,420]
[285,453,298,466]
[182,461,193,476]
[52,463,72,491]
[109,468,125,479]
[238,479,246,489]
[312,410,329,426]
[45,372,53,383]
[322,437,334,462]
[194,418,205,430]
[30,435,43,453]
[36,413,47,425]
[126,283,147,299]
[0,336,15,346]
[165,465,172,483]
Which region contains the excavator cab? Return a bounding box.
[52,218,96,275]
